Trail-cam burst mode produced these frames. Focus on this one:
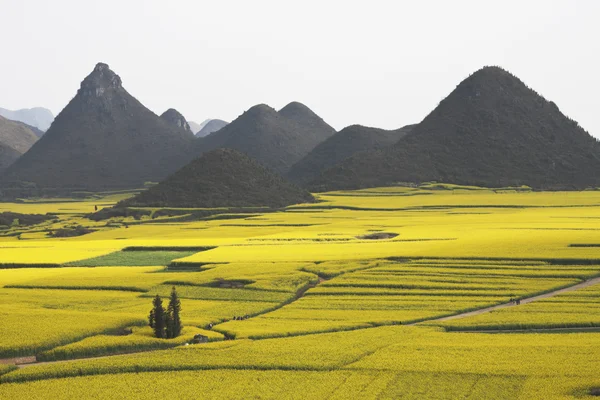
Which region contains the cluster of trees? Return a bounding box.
[149,287,182,339]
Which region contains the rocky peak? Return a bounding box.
[79,62,123,97]
[160,108,191,133]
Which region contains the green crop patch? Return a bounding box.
[67,251,199,267]
[122,246,215,252]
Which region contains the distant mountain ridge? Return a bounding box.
[188,120,206,135]
[287,124,415,185]
[311,66,600,191]
[0,116,38,170]
[196,102,336,175]
[195,119,228,137]
[0,116,38,154]
[0,63,196,194]
[0,107,54,132]
[122,148,314,208]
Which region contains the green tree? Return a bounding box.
[148,308,155,329]
[151,295,166,339]
[166,286,182,338]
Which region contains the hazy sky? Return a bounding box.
[1,0,598,137]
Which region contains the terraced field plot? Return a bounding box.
[1,327,598,399]
[1,186,600,399]
[438,279,600,331]
[214,259,595,338]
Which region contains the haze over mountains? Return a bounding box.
[0,107,54,132]
[1,63,196,192]
[0,62,337,198]
[187,119,228,136]
[196,119,228,138]
[1,62,599,202]
[0,116,39,170]
[188,120,207,135]
[196,102,336,175]
[123,148,314,208]
[310,67,600,191]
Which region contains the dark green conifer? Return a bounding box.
[166,286,182,338]
[152,295,166,339]
[148,308,155,329]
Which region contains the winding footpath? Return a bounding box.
[424,276,600,324]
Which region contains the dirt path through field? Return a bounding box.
[0,356,35,366]
[8,276,600,370]
[450,327,600,334]
[10,276,330,370]
[16,351,151,369]
[416,276,600,324]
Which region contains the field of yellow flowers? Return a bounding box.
[0,186,599,398]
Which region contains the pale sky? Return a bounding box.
[0,0,598,137]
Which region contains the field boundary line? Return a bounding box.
[9,270,600,370]
[447,327,600,334]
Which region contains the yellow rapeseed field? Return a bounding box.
[1,187,600,398]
